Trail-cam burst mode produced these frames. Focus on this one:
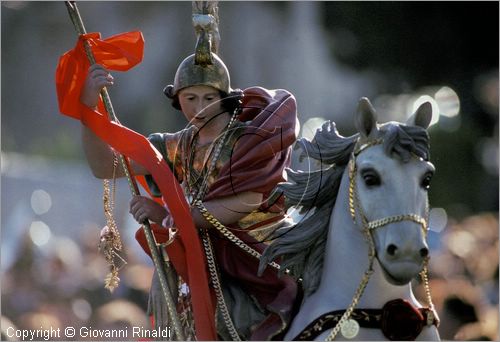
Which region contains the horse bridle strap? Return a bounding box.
[292,299,439,341]
[367,213,427,231]
[348,138,429,235]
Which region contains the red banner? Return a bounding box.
[55,32,216,340]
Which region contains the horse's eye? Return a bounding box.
[361,170,381,187]
[421,172,433,190]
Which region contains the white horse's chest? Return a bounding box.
[291,326,439,341]
[286,314,439,341]
[284,277,438,341]
[307,327,387,341]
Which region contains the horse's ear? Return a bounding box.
[407,102,432,129]
[355,97,378,138]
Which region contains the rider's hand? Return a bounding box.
[129,195,167,225]
[80,64,114,108]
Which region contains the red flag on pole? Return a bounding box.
[55,32,217,340]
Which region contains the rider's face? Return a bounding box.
[178,85,224,126]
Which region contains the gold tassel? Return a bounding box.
[104,266,120,293]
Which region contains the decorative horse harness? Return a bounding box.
[295,138,439,341]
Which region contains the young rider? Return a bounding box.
[80,48,299,340]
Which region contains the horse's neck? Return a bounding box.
[301,171,418,316]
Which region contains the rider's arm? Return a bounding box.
[192,191,264,229]
[130,191,262,228]
[80,64,148,179]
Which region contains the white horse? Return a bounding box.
[260,98,441,340]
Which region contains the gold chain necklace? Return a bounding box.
[185,111,243,340]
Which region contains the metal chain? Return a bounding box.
[175,119,235,340]
[420,258,439,326]
[325,266,374,341]
[190,109,285,272]
[325,156,376,341]
[418,197,437,322]
[189,111,239,203]
[100,153,127,292]
[187,110,244,340]
[348,159,358,224]
[367,214,427,231]
[108,153,122,250]
[194,200,282,271]
[201,229,242,341]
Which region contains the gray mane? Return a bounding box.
[259,120,430,296]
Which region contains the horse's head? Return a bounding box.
[350,97,434,285]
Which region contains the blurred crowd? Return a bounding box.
[2,213,498,341]
[1,223,153,341]
[415,213,499,340]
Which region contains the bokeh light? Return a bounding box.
[301,117,326,140]
[429,207,448,233]
[477,137,499,176]
[446,230,476,259]
[1,2,28,10]
[434,86,460,118]
[71,298,92,321]
[29,221,52,246]
[53,237,83,268]
[30,189,52,215]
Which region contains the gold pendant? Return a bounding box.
[340,318,360,339]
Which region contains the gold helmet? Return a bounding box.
[171,52,231,95]
[166,1,231,97]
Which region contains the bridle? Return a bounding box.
[348,138,429,237]
[325,137,437,341]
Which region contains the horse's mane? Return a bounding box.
[259,120,430,296]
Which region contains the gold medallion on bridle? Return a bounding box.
[340,318,360,339]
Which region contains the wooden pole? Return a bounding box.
[64,2,185,339]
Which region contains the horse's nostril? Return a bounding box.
[420,248,429,258]
[387,244,398,256]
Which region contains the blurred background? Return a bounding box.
[1,1,498,340]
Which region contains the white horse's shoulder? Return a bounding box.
[310,329,384,341]
[303,324,439,341]
[417,325,441,341]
